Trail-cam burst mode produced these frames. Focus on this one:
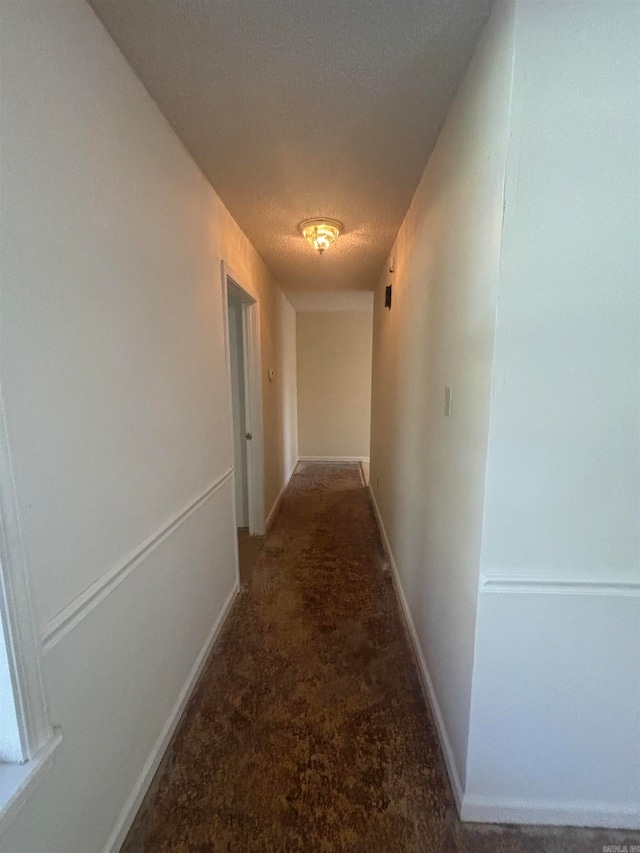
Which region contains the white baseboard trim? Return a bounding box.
[461,794,640,830]
[298,456,370,463]
[369,486,640,830]
[102,581,239,853]
[265,462,297,532]
[367,485,464,813]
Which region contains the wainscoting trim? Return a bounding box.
[368,485,464,813]
[480,574,640,597]
[102,582,239,853]
[41,468,234,653]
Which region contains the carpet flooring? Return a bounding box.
[122,463,640,852]
[237,527,264,585]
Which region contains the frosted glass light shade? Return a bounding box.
[299,219,342,254]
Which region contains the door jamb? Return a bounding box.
[220,260,265,538]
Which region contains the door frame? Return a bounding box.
[220,260,265,537]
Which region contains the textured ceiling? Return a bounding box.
[89,0,492,291]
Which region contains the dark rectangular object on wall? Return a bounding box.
[385,285,392,309]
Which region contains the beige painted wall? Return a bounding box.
[297,311,372,459]
[0,1,295,850]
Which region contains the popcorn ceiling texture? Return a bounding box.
[121,464,640,852]
[88,0,492,292]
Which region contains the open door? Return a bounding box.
[221,261,265,538]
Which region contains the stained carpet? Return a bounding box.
[122,463,640,852]
[237,527,263,585]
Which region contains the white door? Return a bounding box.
[227,298,249,527]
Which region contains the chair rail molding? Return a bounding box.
[41,468,234,653]
[479,573,640,597]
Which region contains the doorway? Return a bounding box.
[221,263,266,583]
[227,289,249,527]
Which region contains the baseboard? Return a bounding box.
[298,456,370,463]
[367,485,464,814]
[369,486,640,831]
[265,462,297,532]
[103,581,239,853]
[460,794,640,830]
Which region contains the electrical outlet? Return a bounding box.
[444,386,453,417]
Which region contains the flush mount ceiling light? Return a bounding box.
[299,218,342,254]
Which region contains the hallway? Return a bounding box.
[1,2,638,848]
[121,465,639,853]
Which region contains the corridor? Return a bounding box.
[121,465,638,853]
[1,2,638,848]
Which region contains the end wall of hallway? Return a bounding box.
[296,310,373,461]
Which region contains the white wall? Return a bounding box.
[287,290,374,313]
[297,311,372,460]
[371,0,640,829]
[278,298,298,481]
[369,0,515,799]
[0,1,296,850]
[465,0,640,827]
[258,285,297,512]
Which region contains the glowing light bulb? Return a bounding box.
[299,219,342,254]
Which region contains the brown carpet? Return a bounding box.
[122,463,640,852]
[237,527,263,585]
